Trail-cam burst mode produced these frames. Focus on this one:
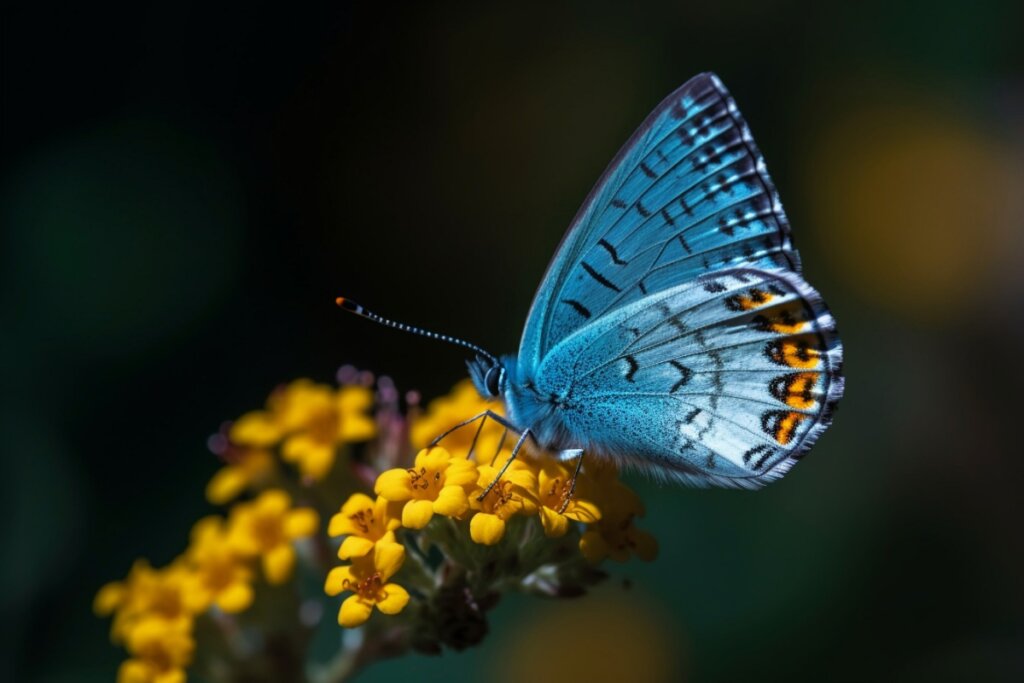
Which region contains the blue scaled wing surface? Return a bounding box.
[519,72,844,487]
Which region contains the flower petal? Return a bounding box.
[469,512,506,545]
[262,545,295,584]
[341,493,376,517]
[579,530,608,563]
[539,507,569,538]
[630,529,659,562]
[324,566,354,596]
[257,489,291,514]
[432,485,468,518]
[416,446,451,470]
[339,414,376,442]
[205,466,248,505]
[327,511,350,537]
[281,433,315,463]
[338,535,375,560]
[117,659,152,683]
[339,594,374,627]
[376,583,410,615]
[504,466,537,492]
[375,469,414,501]
[285,508,319,538]
[337,385,373,413]
[565,498,602,524]
[153,670,186,683]
[372,541,406,580]
[289,439,336,480]
[93,581,124,616]
[230,411,282,446]
[401,499,435,529]
[215,582,254,613]
[443,459,479,487]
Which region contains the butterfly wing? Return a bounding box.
[532,268,843,488]
[519,72,799,373]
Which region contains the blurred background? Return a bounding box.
[3,1,1023,681]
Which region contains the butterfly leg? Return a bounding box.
[428,411,490,448]
[477,427,532,502]
[464,416,488,461]
[556,449,585,513]
[489,428,509,466]
[428,409,526,445]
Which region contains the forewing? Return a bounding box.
[519,73,798,372]
[536,269,843,488]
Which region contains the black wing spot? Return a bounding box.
[638,280,648,295]
[668,361,693,393]
[660,207,676,227]
[581,262,621,293]
[676,128,694,147]
[561,299,591,319]
[717,216,735,237]
[677,233,692,254]
[703,280,727,293]
[683,407,701,424]
[742,444,776,470]
[635,200,652,218]
[610,198,627,209]
[624,355,639,382]
[597,239,627,265]
[679,195,693,216]
[639,161,657,178]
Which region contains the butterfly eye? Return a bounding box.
[484,366,503,397]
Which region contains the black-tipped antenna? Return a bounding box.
[335,297,498,365]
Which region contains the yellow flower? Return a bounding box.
[94,578,129,618]
[579,479,657,563]
[535,461,602,538]
[375,447,478,529]
[228,382,295,447]
[205,447,275,505]
[409,379,507,460]
[229,380,377,481]
[280,382,377,480]
[325,541,410,628]
[228,489,320,584]
[183,517,254,614]
[468,463,538,545]
[117,616,194,683]
[328,493,403,560]
[104,560,195,644]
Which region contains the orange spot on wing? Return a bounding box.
[770,372,821,410]
[727,287,777,311]
[766,337,823,369]
[775,412,807,445]
[761,409,812,446]
[753,302,810,334]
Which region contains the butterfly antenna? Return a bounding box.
[335,297,499,365]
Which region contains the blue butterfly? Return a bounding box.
[340,72,844,491]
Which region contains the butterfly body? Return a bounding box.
[464,72,844,489]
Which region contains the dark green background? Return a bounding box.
[3,1,1023,681]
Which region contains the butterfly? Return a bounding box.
[339,72,844,491]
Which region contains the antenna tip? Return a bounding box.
[335,296,363,314]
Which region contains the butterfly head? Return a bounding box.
[467,355,507,399]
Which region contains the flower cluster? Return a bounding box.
[96,372,656,681]
[94,490,319,682]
